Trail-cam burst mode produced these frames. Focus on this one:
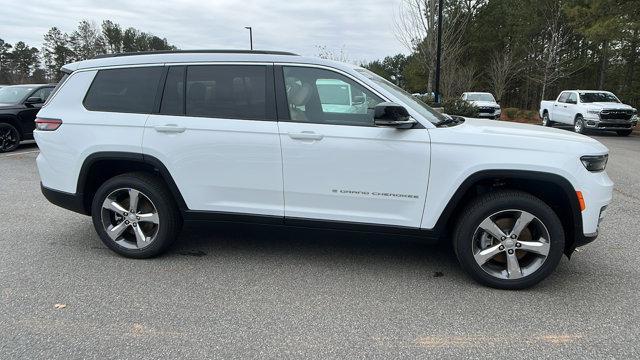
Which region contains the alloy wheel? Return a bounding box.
[100,188,160,249]
[0,126,19,152]
[574,118,584,133]
[472,209,551,280]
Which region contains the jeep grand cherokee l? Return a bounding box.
[34,50,613,289]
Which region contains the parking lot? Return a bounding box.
[1,133,639,359]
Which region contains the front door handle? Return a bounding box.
[288,131,324,141]
[154,124,186,133]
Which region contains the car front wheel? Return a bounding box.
[91,172,181,258]
[574,116,585,134]
[453,190,565,289]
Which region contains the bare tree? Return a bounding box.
[528,7,577,99]
[393,0,481,93]
[315,45,350,63]
[487,51,521,101]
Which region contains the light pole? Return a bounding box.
[434,0,443,106]
[245,26,253,50]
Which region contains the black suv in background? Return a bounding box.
[0,84,56,152]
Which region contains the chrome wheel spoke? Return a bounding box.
[510,211,535,238]
[506,252,523,279]
[128,189,140,213]
[133,225,149,248]
[137,212,159,224]
[479,218,507,240]
[102,198,127,216]
[474,244,503,266]
[106,221,128,240]
[518,238,550,256]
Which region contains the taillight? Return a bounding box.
[35,118,62,131]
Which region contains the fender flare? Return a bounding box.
[76,151,188,211]
[431,169,583,254]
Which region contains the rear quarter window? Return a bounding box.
[83,67,163,113]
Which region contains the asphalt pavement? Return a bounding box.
[1,133,639,359]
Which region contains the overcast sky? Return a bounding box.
[0,0,408,62]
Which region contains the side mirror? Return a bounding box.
[374,102,417,129]
[25,96,43,105]
[352,95,365,105]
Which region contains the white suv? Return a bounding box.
[35,50,613,289]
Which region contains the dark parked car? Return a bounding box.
[0,84,56,152]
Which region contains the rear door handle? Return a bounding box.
[154,124,186,133]
[288,131,324,141]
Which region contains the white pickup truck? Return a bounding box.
[540,90,638,136]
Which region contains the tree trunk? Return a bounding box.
[625,29,638,90]
[598,40,609,89]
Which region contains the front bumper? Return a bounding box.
[477,108,501,118]
[584,117,637,131]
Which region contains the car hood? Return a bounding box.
[585,102,635,111]
[446,118,608,154]
[468,100,499,108]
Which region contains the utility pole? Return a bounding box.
[245,27,253,50]
[434,0,443,105]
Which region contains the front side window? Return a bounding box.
[567,92,577,103]
[84,67,163,113]
[185,65,267,120]
[283,66,383,126]
[31,87,53,101]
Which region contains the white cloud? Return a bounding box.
[0,0,409,62]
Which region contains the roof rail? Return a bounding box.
[93,49,299,59]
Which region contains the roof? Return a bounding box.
[565,90,613,93]
[61,50,358,75]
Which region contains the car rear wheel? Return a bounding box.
[453,190,565,289]
[616,129,633,136]
[0,123,20,153]
[91,172,181,258]
[574,116,585,134]
[542,112,553,127]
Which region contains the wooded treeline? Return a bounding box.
[0,20,176,85]
[364,0,640,110]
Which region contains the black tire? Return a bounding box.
[453,190,565,290]
[91,172,181,258]
[616,129,633,136]
[0,123,20,153]
[574,116,585,134]
[542,112,553,127]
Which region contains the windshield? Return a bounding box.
[466,93,495,102]
[355,68,446,125]
[0,86,34,104]
[579,92,620,103]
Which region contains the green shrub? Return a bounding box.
[503,107,519,120]
[415,94,437,107]
[441,98,479,117]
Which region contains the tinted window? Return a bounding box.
[579,92,620,103]
[186,65,267,120]
[84,67,163,113]
[567,92,577,103]
[160,66,185,115]
[31,87,53,101]
[283,67,383,126]
[557,92,569,103]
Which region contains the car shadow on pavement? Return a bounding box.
[169,221,463,279]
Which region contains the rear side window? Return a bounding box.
[160,66,185,115]
[84,67,163,113]
[557,92,569,103]
[185,65,267,120]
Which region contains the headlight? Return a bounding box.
[580,154,608,172]
[587,109,601,115]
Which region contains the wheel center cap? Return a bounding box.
[503,239,515,248]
